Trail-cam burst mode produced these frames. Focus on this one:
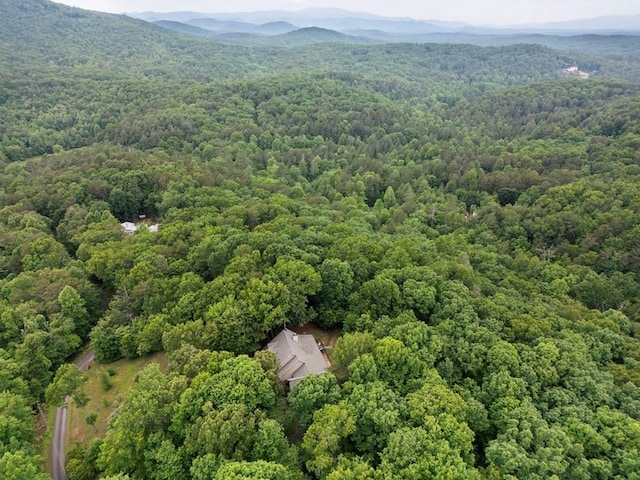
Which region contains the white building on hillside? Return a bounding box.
[121,222,137,234]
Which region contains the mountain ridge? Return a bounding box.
[128,7,640,33]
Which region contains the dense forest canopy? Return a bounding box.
[1,0,640,479]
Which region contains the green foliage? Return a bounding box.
[0,450,49,480]
[302,403,357,478]
[204,355,277,411]
[288,373,341,427]
[0,392,36,456]
[97,364,173,477]
[379,427,480,479]
[371,337,425,394]
[346,381,407,457]
[332,333,375,372]
[325,457,376,480]
[98,369,114,392]
[190,454,224,480]
[250,419,291,464]
[350,276,401,319]
[214,460,300,480]
[45,363,87,407]
[66,442,100,480]
[99,474,131,480]
[85,412,97,426]
[1,1,640,478]
[185,403,258,459]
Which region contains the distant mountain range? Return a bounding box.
[126,8,640,51]
[3,0,637,62]
[153,21,373,47]
[151,19,299,38]
[518,14,640,33]
[129,8,640,36]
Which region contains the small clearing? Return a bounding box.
[66,351,168,448]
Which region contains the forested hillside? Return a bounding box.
[1,0,640,479]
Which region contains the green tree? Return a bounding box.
[251,419,292,464]
[350,277,401,319]
[171,355,276,438]
[190,454,224,480]
[288,373,341,427]
[347,353,379,385]
[98,365,172,477]
[265,257,321,322]
[215,460,300,480]
[325,456,376,480]
[302,403,357,479]
[379,427,480,480]
[203,298,256,354]
[142,434,187,480]
[372,337,425,394]
[401,280,437,318]
[21,237,70,271]
[90,322,123,363]
[45,363,87,408]
[331,332,375,376]
[58,286,91,339]
[346,381,406,457]
[316,259,355,328]
[0,392,35,455]
[185,403,257,460]
[0,451,49,480]
[99,474,131,480]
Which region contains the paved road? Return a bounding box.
[77,351,95,370]
[51,403,68,480]
[51,351,95,480]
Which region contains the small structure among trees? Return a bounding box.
[120,221,160,234]
[120,222,137,234]
[267,329,329,388]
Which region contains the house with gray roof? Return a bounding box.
[267,329,329,388]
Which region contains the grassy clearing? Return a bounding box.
[66,351,168,449]
[39,402,57,476]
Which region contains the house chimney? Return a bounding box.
[292,333,298,342]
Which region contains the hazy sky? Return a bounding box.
[54,0,640,25]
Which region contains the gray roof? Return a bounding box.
[267,329,328,387]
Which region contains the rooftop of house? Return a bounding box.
[267,328,329,388]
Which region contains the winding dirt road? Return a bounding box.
[51,351,95,480]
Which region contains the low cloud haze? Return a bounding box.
[55,0,640,25]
